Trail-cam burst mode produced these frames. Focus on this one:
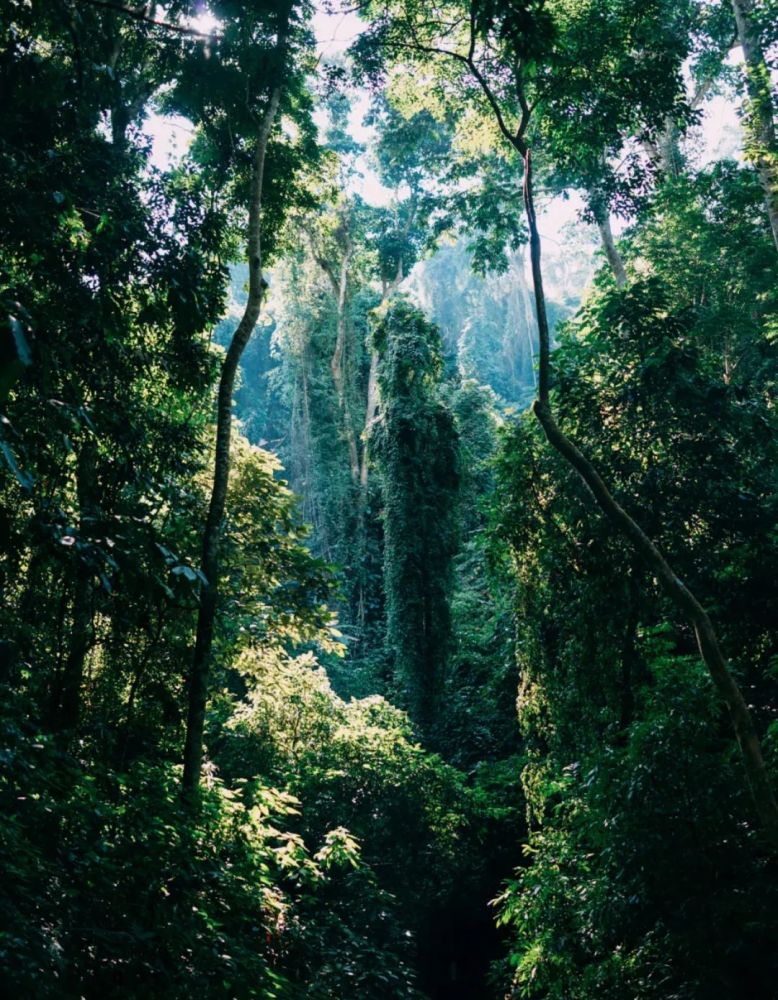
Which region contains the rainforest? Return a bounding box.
[1,1,777,997]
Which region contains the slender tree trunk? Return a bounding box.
[182,69,284,795]
[596,213,627,287]
[354,341,380,641]
[732,0,778,252]
[591,199,627,287]
[58,568,92,731]
[522,148,778,848]
[588,156,628,286]
[50,440,97,731]
[354,264,406,642]
[618,568,642,732]
[300,351,320,536]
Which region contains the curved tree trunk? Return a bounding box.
[182,67,284,796]
[399,0,778,844]
[522,149,778,848]
[732,0,778,252]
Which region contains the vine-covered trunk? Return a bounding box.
[360,350,379,491]
[359,262,404,492]
[330,254,361,482]
[522,149,778,849]
[182,62,285,795]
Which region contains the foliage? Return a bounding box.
[490,163,778,997]
[215,646,491,997]
[495,647,778,1000]
[373,300,460,729]
[3,0,778,996]
[0,697,321,998]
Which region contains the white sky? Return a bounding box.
[312,5,364,59]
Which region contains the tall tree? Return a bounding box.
[731,0,778,250]
[357,0,778,845]
[372,299,459,729]
[491,171,778,995]
[179,0,318,794]
[306,90,366,483]
[359,99,451,490]
[0,0,227,733]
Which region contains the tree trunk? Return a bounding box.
[522,149,778,849]
[181,69,284,796]
[50,440,97,732]
[58,567,92,731]
[360,350,380,490]
[591,200,627,287]
[732,0,778,252]
[642,114,684,179]
[618,569,641,732]
[328,254,361,482]
[359,262,404,491]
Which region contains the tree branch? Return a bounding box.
[77,0,217,39]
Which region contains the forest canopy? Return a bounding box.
[0,0,777,997]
